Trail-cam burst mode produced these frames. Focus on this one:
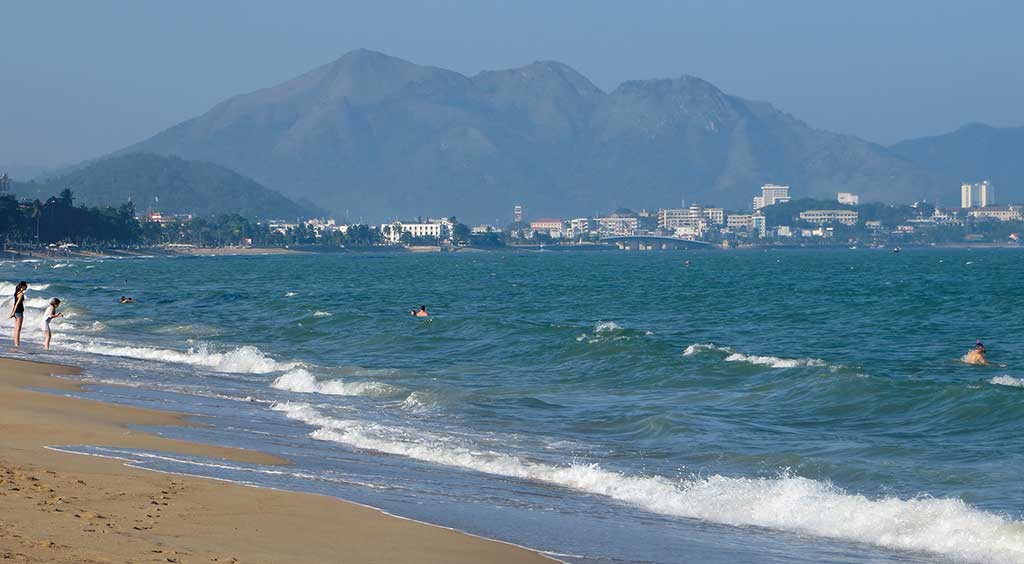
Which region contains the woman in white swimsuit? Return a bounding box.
[41,298,63,351]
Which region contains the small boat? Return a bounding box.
[892,246,901,253]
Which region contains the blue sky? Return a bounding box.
[2,0,1021,167]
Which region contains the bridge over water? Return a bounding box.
[600,236,715,251]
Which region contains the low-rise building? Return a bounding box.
[529,219,565,237]
[837,192,860,205]
[703,207,725,226]
[267,220,299,235]
[567,218,592,238]
[727,214,754,230]
[932,208,963,225]
[658,205,708,235]
[672,225,704,239]
[471,225,501,234]
[379,221,450,243]
[968,206,1023,222]
[142,211,193,225]
[595,216,638,237]
[799,209,859,225]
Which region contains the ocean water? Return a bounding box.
[2,249,1023,564]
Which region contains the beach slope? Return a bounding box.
[0,358,552,563]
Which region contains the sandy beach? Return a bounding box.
[0,357,552,564]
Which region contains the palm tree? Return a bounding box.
[29,200,43,245]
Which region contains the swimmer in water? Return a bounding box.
[410,305,429,317]
[119,296,135,304]
[963,340,988,366]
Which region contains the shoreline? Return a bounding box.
[0,357,553,563]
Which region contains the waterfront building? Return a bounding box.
[530,219,565,237]
[568,218,592,238]
[799,209,859,225]
[967,206,1022,222]
[751,212,767,237]
[703,208,725,226]
[961,181,991,208]
[595,216,639,237]
[514,205,523,223]
[672,225,704,239]
[837,192,860,205]
[727,214,754,230]
[657,205,709,233]
[865,220,883,231]
[267,220,298,235]
[931,209,962,225]
[753,184,791,210]
[379,221,449,243]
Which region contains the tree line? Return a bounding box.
[0,189,387,248]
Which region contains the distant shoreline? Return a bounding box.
[1,241,1019,261]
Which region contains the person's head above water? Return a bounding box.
[975,340,986,351]
[420,305,427,311]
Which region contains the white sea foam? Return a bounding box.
[682,343,731,356]
[990,376,1024,389]
[271,369,395,397]
[578,321,637,343]
[63,341,298,374]
[683,343,829,369]
[399,391,435,412]
[724,352,828,369]
[273,402,1024,564]
[285,291,298,297]
[594,321,621,333]
[312,311,333,318]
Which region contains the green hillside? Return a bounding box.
[11,153,316,219]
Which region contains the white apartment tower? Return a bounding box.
[514,204,523,223]
[961,181,991,209]
[753,184,791,210]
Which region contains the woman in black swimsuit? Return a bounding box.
[9,281,27,348]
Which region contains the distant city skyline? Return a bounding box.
[2,0,1023,167]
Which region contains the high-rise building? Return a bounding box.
[513,205,523,223]
[961,181,991,208]
[753,184,791,210]
[837,192,859,205]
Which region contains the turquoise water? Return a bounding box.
[4,249,1023,563]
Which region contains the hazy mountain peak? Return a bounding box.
[474,59,603,99]
[121,50,953,220]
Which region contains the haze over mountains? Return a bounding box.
[87,49,1018,222]
[11,154,315,219]
[888,124,1024,204]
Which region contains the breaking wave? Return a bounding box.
[271,368,397,397]
[272,402,1024,564]
[684,343,830,369]
[62,341,299,374]
[990,375,1024,389]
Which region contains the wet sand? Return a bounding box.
[0,357,553,563]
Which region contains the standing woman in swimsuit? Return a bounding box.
[9,281,27,348]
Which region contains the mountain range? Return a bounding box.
[63,49,1018,222]
[10,153,315,219]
